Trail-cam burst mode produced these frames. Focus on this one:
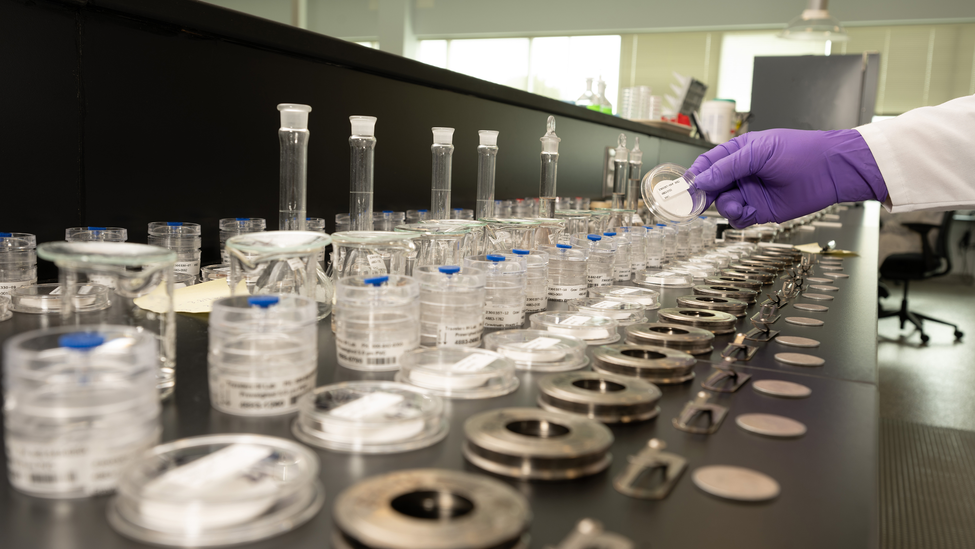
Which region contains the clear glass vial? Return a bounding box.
[396,347,519,399]
[483,329,589,371]
[219,218,265,264]
[416,265,486,347]
[208,295,318,416]
[373,211,405,232]
[334,275,420,371]
[642,163,707,222]
[0,232,37,295]
[148,222,202,279]
[464,254,527,330]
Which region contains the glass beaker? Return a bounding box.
[394,222,477,270]
[481,218,541,254]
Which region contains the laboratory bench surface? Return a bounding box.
[0,206,880,549]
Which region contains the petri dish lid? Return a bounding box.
[108,434,324,547]
[483,329,589,372]
[642,163,706,222]
[292,381,448,454]
[587,286,661,309]
[634,269,696,288]
[395,347,519,399]
[567,297,646,325]
[529,311,620,345]
[9,283,111,314]
[38,242,176,268]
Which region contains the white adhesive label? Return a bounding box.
[336,335,415,368]
[330,392,404,419]
[559,315,592,326]
[521,336,561,349]
[609,287,642,295]
[49,286,63,295]
[652,177,693,216]
[614,265,631,281]
[437,321,483,347]
[484,305,525,328]
[153,444,274,489]
[174,260,201,277]
[646,257,663,268]
[286,258,305,271]
[221,249,230,264]
[587,273,612,288]
[0,279,34,295]
[548,284,587,302]
[525,294,547,312]
[450,353,497,372]
[88,274,116,289]
[78,285,93,295]
[367,254,388,274]
[590,300,622,309]
[210,365,316,414]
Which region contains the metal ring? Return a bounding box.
[721,269,776,284]
[752,253,796,265]
[537,371,661,423]
[703,276,762,292]
[591,343,697,384]
[676,295,748,317]
[463,408,613,480]
[738,258,786,271]
[729,263,778,275]
[693,284,758,304]
[656,308,737,334]
[624,322,714,355]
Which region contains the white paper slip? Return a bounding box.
[609,287,641,294]
[559,315,592,326]
[653,177,693,216]
[329,392,404,419]
[286,258,305,271]
[367,254,387,273]
[590,300,622,309]
[153,444,274,489]
[520,337,560,349]
[450,353,498,372]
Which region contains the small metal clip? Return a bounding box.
[745,303,780,342]
[614,439,687,500]
[702,334,754,392]
[546,518,635,549]
[673,391,728,434]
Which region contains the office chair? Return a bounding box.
[879,211,964,344]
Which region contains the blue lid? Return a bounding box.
[587,234,602,241]
[486,254,505,262]
[656,223,666,227]
[452,208,462,211]
[511,249,529,255]
[383,210,393,214]
[603,232,616,237]
[699,216,707,219]
[87,227,106,231]
[556,244,572,249]
[438,265,461,274]
[236,217,250,221]
[59,333,105,350]
[0,232,11,238]
[166,222,183,226]
[643,225,654,229]
[364,276,389,286]
[418,209,428,213]
[248,295,280,308]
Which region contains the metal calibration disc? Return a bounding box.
[693,284,758,304]
[802,293,834,301]
[736,414,807,438]
[820,265,843,272]
[704,276,763,292]
[752,253,795,265]
[753,379,812,398]
[775,336,821,348]
[331,469,531,549]
[824,272,849,279]
[591,343,697,384]
[820,258,844,265]
[739,259,786,272]
[692,465,780,502]
[677,295,748,317]
[806,277,833,284]
[657,308,738,335]
[809,284,839,292]
[625,322,715,355]
[463,407,613,480]
[785,317,824,327]
[793,303,828,313]
[775,352,825,367]
[729,263,778,275]
[721,269,776,284]
[537,371,662,423]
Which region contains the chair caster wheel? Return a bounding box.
[920,334,930,344]
[955,331,964,341]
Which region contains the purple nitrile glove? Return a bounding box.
[687,129,889,228]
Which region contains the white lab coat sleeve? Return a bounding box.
[855,94,975,213]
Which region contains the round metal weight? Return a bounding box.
[721,269,776,284]
[824,272,849,279]
[793,303,828,312]
[657,307,737,335]
[820,265,843,272]
[806,277,833,284]
[739,258,786,272]
[785,316,824,327]
[676,295,748,317]
[775,336,821,348]
[729,263,778,275]
[809,284,839,292]
[591,343,697,384]
[704,276,762,292]
[692,465,780,502]
[736,413,807,438]
[537,371,662,423]
[753,379,812,398]
[332,469,531,549]
[693,284,758,304]
[802,293,834,301]
[625,322,714,355]
[752,253,795,265]
[775,352,825,367]
[463,408,613,480]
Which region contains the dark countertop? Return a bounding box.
[0,206,879,549]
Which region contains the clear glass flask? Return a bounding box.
[430,127,455,220]
[278,104,311,231]
[538,116,561,218]
[349,116,377,231]
[476,130,499,220]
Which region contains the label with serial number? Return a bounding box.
[548,284,587,301]
[367,254,388,274]
[336,335,416,369]
[210,364,316,414]
[174,260,201,277]
[525,294,547,313]
[437,321,483,346]
[587,273,612,288]
[646,257,663,268]
[88,274,116,289]
[614,265,631,281]
[652,177,693,216]
[484,305,525,328]
[0,279,34,295]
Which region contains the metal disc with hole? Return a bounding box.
[736,413,807,438]
[537,371,661,423]
[625,322,714,355]
[657,307,738,335]
[803,293,835,301]
[820,265,843,271]
[693,284,758,304]
[793,303,829,313]
[463,407,613,480]
[806,277,833,284]
[785,316,824,327]
[809,284,839,292]
[704,277,762,292]
[692,465,780,502]
[753,380,812,398]
[332,469,531,549]
[677,295,748,317]
[824,272,849,279]
[775,352,825,367]
[592,343,697,384]
[776,336,821,348]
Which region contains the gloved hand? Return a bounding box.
[688,129,889,228]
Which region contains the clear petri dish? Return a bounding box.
[395,347,519,399]
[567,297,646,326]
[0,295,10,321]
[634,270,695,288]
[483,329,589,372]
[529,311,620,345]
[107,434,324,548]
[9,283,111,314]
[587,286,661,309]
[292,381,448,454]
[642,163,706,222]
[201,264,231,281]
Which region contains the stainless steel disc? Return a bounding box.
[793,303,828,312]
[463,408,613,480]
[820,265,843,271]
[736,413,807,438]
[785,316,824,327]
[692,465,780,502]
[591,343,697,384]
[809,284,839,292]
[693,284,758,304]
[752,253,795,265]
[537,371,662,423]
[819,258,844,265]
[729,263,778,275]
[802,293,834,301]
[676,295,748,317]
[657,307,738,335]
[624,322,715,355]
[332,469,531,549]
[824,272,849,279]
[739,259,785,272]
[775,336,821,348]
[775,352,825,367]
[703,276,763,292]
[753,379,812,398]
[721,269,776,284]
[806,277,833,284]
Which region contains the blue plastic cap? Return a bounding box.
[87,227,106,231]
[699,216,707,219]
[0,232,11,238]
[438,266,461,274]
[236,217,250,221]
[452,208,462,211]
[364,275,389,286]
[587,234,601,241]
[656,224,666,227]
[383,210,393,214]
[556,244,572,249]
[486,254,506,262]
[248,295,280,308]
[167,222,183,226]
[59,333,105,350]
[511,249,529,255]
[418,209,429,213]
[603,232,617,237]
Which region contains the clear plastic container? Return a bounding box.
[0,295,9,321]
[3,326,161,498]
[9,282,111,314]
[65,227,128,242]
[396,347,518,399]
[450,208,475,220]
[218,218,265,264]
[148,222,202,279]
[481,218,541,253]
[645,226,664,269]
[334,213,352,233]
[542,244,587,302]
[483,329,589,371]
[37,242,178,399]
[657,223,677,263]
[172,274,197,288]
[574,235,614,288]
[201,264,231,282]
[406,209,431,224]
[108,434,324,547]
[305,217,328,265]
[530,311,620,345]
[0,232,37,295]
[674,222,691,260]
[587,285,661,310]
[394,222,477,271]
[634,269,695,288]
[292,381,448,453]
[335,275,420,371]
[511,248,549,313]
[674,261,717,279]
[620,226,646,275]
[554,211,590,244]
[373,211,405,231]
[602,232,632,282]
[330,231,416,279]
[416,265,486,347]
[642,163,706,222]
[208,295,318,416]
[567,297,646,326]
[688,218,705,255]
[463,255,527,329]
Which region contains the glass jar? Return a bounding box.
[0,232,37,295]
[148,222,201,279]
[334,275,420,371]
